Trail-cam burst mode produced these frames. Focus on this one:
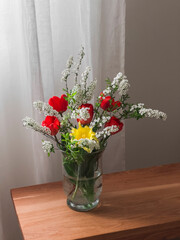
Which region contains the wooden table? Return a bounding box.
[11,163,180,240]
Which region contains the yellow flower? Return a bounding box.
[70,123,99,153]
[70,123,98,141]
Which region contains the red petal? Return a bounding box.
[49,96,61,112]
[41,116,60,135]
[59,94,68,112]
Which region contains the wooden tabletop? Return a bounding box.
[11,163,180,240]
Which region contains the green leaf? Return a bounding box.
[63,88,67,91]
[95,102,100,107]
[105,78,111,85]
[71,92,77,97]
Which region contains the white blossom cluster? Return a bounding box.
[130,104,167,121]
[139,108,167,120]
[74,47,85,83]
[81,66,91,86]
[102,87,111,96]
[66,56,73,68]
[100,72,130,98]
[69,84,84,108]
[75,138,100,153]
[61,48,96,104]
[61,113,71,128]
[22,117,51,135]
[33,101,61,120]
[61,56,73,82]
[96,125,119,138]
[118,79,130,96]
[42,141,54,154]
[111,72,130,96]
[71,107,90,121]
[70,80,96,106]
[84,80,97,102]
[111,72,124,87]
[61,69,70,82]
[130,103,145,111]
[90,115,111,128]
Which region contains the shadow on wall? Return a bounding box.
[125,0,180,170]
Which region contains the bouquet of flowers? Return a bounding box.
[23,47,167,211]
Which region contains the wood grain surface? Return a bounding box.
[11,163,180,240]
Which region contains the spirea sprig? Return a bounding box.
[74,46,85,84]
[42,141,54,156]
[96,125,119,139]
[130,104,167,120]
[22,117,51,135]
[33,101,61,120]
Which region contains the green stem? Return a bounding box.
[72,164,80,199]
[60,112,75,129]
[54,135,60,145]
[43,133,57,142]
[93,110,107,132]
[65,76,69,93]
[74,73,78,84]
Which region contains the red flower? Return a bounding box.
[100,96,121,112]
[112,100,121,110]
[105,116,123,135]
[77,103,94,125]
[42,116,60,136]
[48,94,68,113]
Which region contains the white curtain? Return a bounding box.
[0,0,126,239]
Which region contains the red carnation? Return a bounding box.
[42,116,60,136]
[100,96,121,112]
[48,94,68,113]
[77,103,94,125]
[105,116,123,135]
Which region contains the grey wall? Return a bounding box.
[125,0,180,170]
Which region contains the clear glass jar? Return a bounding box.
[61,149,104,212]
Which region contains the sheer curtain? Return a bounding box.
[0,0,126,239]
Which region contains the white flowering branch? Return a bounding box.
[81,66,91,93]
[61,56,74,92]
[42,140,55,156]
[22,117,50,134]
[74,46,85,84]
[84,80,96,102]
[66,56,74,69]
[96,125,119,139]
[118,78,130,96]
[111,72,130,96]
[130,104,167,120]
[22,117,56,142]
[33,101,61,120]
[90,115,110,129]
[68,84,84,109]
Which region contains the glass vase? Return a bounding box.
[61,149,104,212]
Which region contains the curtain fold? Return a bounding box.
[0,0,126,239]
[50,0,126,173]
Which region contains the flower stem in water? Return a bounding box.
[72,164,80,199]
